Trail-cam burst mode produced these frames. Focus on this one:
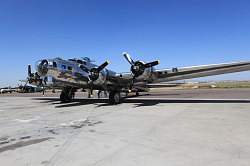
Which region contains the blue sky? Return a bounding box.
[0,0,250,87]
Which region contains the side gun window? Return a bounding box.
[61,64,66,70]
[68,66,73,71]
[53,62,57,68]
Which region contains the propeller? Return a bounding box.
[27,64,47,95]
[123,52,160,90]
[89,61,110,81]
[123,52,160,77]
[87,61,110,97]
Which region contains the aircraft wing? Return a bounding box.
[152,61,250,83]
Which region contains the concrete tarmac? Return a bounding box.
[0,88,250,166]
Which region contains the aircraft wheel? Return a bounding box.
[60,88,73,103]
[109,91,121,104]
[60,91,69,102]
[135,92,139,96]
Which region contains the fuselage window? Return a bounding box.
[53,62,57,68]
[68,66,73,71]
[61,64,66,70]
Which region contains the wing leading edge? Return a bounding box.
[153,61,250,83]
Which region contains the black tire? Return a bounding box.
[60,91,67,102]
[60,88,73,103]
[109,91,121,105]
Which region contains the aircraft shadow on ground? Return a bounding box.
[32,97,250,108]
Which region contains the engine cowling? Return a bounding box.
[131,61,146,77]
[89,68,100,81]
[123,53,160,77]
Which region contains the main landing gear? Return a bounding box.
[109,91,122,105]
[108,91,139,105]
[60,87,75,103]
[60,88,122,105]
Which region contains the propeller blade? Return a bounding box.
[21,79,29,92]
[42,87,45,96]
[123,52,134,65]
[42,78,46,96]
[145,60,160,68]
[28,65,32,77]
[43,78,47,85]
[24,79,28,87]
[97,61,110,72]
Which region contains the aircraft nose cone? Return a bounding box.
[37,59,48,76]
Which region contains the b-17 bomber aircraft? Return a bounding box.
[26,53,250,104]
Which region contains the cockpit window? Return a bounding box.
[53,62,57,68]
